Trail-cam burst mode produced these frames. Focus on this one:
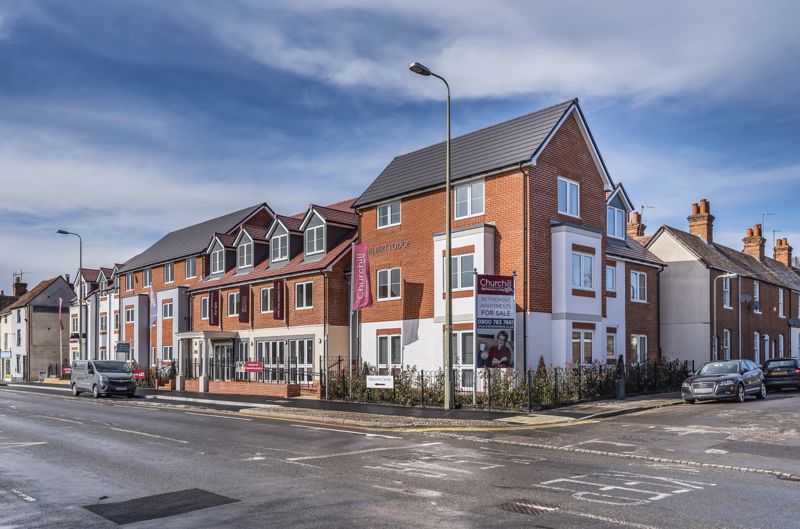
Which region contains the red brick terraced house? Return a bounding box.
[116,204,274,368]
[177,199,357,397]
[646,199,800,366]
[351,99,664,386]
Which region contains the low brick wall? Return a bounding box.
[184,379,199,392]
[179,379,300,398]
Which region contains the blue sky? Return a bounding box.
[1,0,799,287]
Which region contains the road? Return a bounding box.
[1,386,799,529]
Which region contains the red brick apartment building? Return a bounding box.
[647,199,800,365]
[176,199,357,396]
[352,99,664,381]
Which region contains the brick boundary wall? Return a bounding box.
[178,379,301,397]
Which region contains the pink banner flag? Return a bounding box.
[351,243,373,310]
[58,297,64,331]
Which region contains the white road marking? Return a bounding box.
[10,489,37,502]
[2,384,71,392]
[34,415,82,424]
[0,442,47,449]
[146,395,281,409]
[287,442,441,462]
[705,448,729,455]
[580,439,637,448]
[242,456,266,461]
[109,427,188,444]
[290,424,402,439]
[184,412,252,421]
[663,426,714,436]
[563,510,662,529]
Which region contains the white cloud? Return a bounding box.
[168,0,800,102]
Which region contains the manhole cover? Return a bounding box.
[84,488,239,525]
[498,500,559,516]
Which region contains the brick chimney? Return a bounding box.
[742,224,766,262]
[774,238,793,267]
[12,277,27,297]
[627,211,647,239]
[687,198,714,243]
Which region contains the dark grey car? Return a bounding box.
[70,360,136,398]
[681,360,766,404]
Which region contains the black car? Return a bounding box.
[681,360,766,404]
[762,358,800,391]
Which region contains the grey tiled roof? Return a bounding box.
[607,236,664,266]
[658,226,800,291]
[353,99,577,208]
[119,204,264,273]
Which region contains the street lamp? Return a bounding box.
[712,272,738,361]
[409,61,455,410]
[57,229,83,360]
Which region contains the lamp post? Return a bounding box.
[409,61,455,410]
[712,272,738,362]
[57,229,83,360]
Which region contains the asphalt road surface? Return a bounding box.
[1,386,799,529]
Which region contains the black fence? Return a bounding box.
[46,364,69,379]
[324,358,694,411]
[183,360,316,386]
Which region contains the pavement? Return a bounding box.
[0,384,798,529]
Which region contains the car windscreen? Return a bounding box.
[92,361,129,373]
[697,362,739,375]
[765,360,796,369]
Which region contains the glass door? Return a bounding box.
[235,341,249,381]
[255,341,267,382]
[265,341,285,382]
[289,339,313,384]
[213,344,233,380]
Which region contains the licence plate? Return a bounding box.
[115,386,127,391]
[772,370,789,376]
[693,388,713,394]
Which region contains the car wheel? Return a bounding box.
[683,398,695,404]
[92,385,100,399]
[755,383,766,400]
[71,384,81,397]
[735,383,745,403]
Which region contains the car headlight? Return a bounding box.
[100,375,109,383]
[718,379,734,386]
[681,382,690,388]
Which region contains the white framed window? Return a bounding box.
[162,346,173,360]
[607,206,626,239]
[377,334,402,373]
[143,268,152,287]
[227,292,240,316]
[162,301,173,319]
[295,282,313,309]
[260,287,273,313]
[377,201,401,228]
[451,331,474,390]
[754,332,761,363]
[271,234,288,261]
[606,265,616,292]
[126,273,133,291]
[446,253,475,291]
[722,276,731,308]
[164,262,174,283]
[753,281,761,313]
[571,252,593,290]
[571,330,593,365]
[99,315,107,333]
[558,177,580,217]
[71,316,79,333]
[778,288,785,317]
[305,225,325,255]
[211,249,224,274]
[630,271,647,302]
[113,276,119,290]
[631,334,648,363]
[606,333,616,358]
[454,180,484,219]
[779,334,785,357]
[722,329,731,360]
[125,307,135,323]
[201,296,209,320]
[377,268,401,301]
[185,257,196,279]
[238,240,253,268]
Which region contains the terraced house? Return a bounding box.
[178,199,357,396]
[352,99,664,384]
[647,199,800,365]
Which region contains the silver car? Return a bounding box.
[70,360,136,398]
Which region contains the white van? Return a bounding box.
[70,360,136,398]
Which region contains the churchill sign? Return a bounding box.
[474,274,516,369]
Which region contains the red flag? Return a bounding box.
[351,243,373,310]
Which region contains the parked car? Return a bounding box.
[762,358,800,391]
[681,360,766,404]
[70,360,136,399]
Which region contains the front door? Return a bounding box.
[212,344,233,380]
[265,341,285,382]
[289,339,313,384]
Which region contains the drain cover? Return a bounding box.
[499,500,559,516]
[84,488,239,524]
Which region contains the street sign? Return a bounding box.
[116,342,130,354]
[62,367,72,377]
[38,370,47,382]
[366,375,394,389]
[244,361,263,373]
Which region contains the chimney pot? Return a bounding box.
[14,277,20,284]
[699,198,710,214]
[753,223,762,237]
[691,203,699,215]
[774,237,793,267]
[746,228,754,237]
[687,199,714,243]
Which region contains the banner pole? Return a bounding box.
[472,269,477,406]
[349,242,355,399]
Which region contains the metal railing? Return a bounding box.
[183,360,317,386]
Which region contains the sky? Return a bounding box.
[1,0,799,288]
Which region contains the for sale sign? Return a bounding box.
[474,274,516,369]
[133,370,146,380]
[244,361,263,373]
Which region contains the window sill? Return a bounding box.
[631,299,648,304]
[378,297,402,302]
[557,210,581,219]
[454,212,485,221]
[377,223,401,230]
[295,306,313,311]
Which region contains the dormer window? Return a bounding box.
[272,234,288,261]
[113,276,119,290]
[607,206,625,239]
[237,236,253,268]
[211,248,224,274]
[305,225,325,255]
